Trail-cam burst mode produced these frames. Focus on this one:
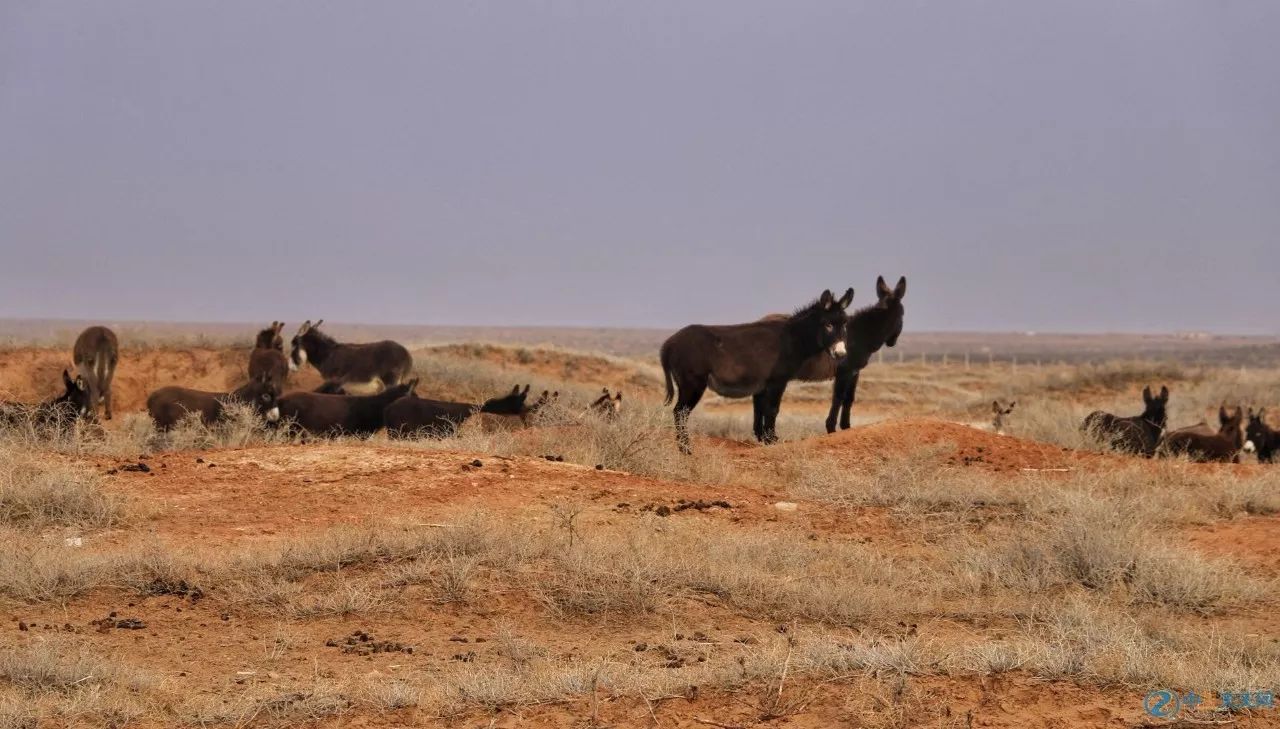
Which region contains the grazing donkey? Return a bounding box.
[384,384,533,439]
[661,288,853,453]
[249,321,289,393]
[991,400,1016,435]
[277,380,416,437]
[288,320,413,395]
[1082,385,1169,457]
[589,388,623,419]
[1159,405,1245,463]
[146,375,280,430]
[758,276,906,435]
[73,326,119,420]
[0,370,93,432]
[1245,408,1278,463]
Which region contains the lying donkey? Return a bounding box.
[384,384,533,439]
[146,374,280,430]
[0,370,93,432]
[277,380,416,437]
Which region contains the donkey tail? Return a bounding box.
[660,342,675,405]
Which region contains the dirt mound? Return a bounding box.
[767,417,1114,473]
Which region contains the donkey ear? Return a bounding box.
[876,276,891,299]
[1142,386,1153,404]
[521,384,530,396]
[894,276,907,299]
[1219,405,1229,423]
[1159,386,1169,401]
[992,400,1002,414]
[1008,401,1016,410]
[62,369,74,388]
[297,321,311,335]
[313,319,323,329]
[837,288,854,310]
[510,385,520,396]
[819,289,834,309]
[615,390,623,401]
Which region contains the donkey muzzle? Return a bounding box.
[1244,440,1257,454]
[829,340,847,359]
[265,406,280,423]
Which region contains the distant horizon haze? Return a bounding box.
[2,2,1277,335]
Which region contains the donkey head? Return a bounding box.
[1245,408,1269,454]
[289,319,324,372]
[795,288,854,360]
[991,399,1016,433]
[874,276,908,348]
[255,321,286,351]
[590,387,624,418]
[243,374,281,422]
[54,369,93,420]
[1140,385,1170,429]
[481,384,531,416]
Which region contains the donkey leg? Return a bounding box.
[751,391,770,442]
[763,381,788,444]
[825,366,853,434]
[103,358,117,421]
[673,379,706,455]
[839,370,861,431]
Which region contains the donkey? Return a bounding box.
[1245,408,1278,463]
[384,384,533,439]
[524,389,560,425]
[991,400,1016,435]
[249,321,288,393]
[757,276,906,435]
[1082,385,1169,457]
[661,288,853,453]
[277,380,417,437]
[589,388,623,419]
[0,370,93,432]
[1159,405,1245,463]
[73,326,119,420]
[147,375,280,430]
[288,320,413,395]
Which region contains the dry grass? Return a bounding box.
[0,451,126,531]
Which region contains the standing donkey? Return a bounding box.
[758,276,906,436]
[249,321,289,393]
[288,320,413,395]
[73,326,119,421]
[991,400,1016,435]
[661,288,853,453]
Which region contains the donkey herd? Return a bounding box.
[1,273,1276,463]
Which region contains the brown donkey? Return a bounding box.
[661,288,853,453]
[1082,386,1169,457]
[288,320,413,394]
[589,388,623,419]
[991,400,1016,435]
[384,384,534,439]
[277,380,417,437]
[760,276,906,436]
[73,326,118,420]
[147,375,280,430]
[1159,406,1245,463]
[249,321,288,393]
[0,370,93,432]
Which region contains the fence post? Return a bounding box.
[964,351,970,370]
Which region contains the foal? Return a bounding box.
[589,388,623,419]
[147,375,280,430]
[991,400,1016,435]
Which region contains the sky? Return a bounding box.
[1,2,1277,334]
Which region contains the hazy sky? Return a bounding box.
[2,2,1277,333]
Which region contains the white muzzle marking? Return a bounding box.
[830,340,847,358]
[1244,440,1257,454]
[265,406,280,423]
